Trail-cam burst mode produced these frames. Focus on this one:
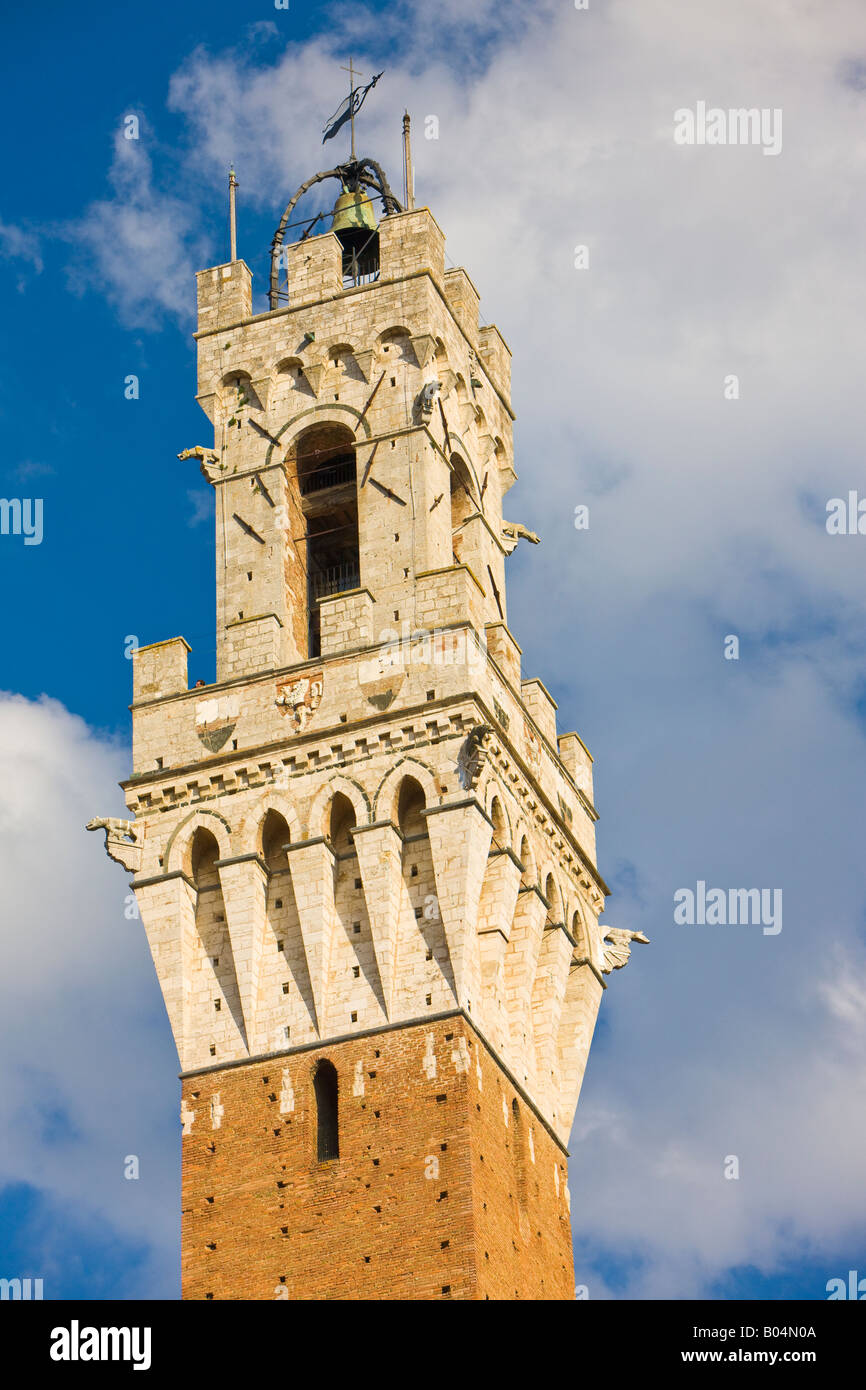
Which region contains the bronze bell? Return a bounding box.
[331,185,378,237]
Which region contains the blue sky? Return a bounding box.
[2,0,866,1300]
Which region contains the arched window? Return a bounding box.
[450,454,475,563]
[571,909,587,957]
[397,775,427,837]
[328,791,356,850]
[292,424,359,658]
[394,774,451,1007]
[518,835,535,890]
[261,808,290,868]
[188,827,245,1062]
[191,826,220,889]
[544,872,561,925]
[489,796,507,851]
[313,1059,339,1162]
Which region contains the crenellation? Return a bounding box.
[196,260,253,335]
[133,637,190,701]
[443,267,481,346]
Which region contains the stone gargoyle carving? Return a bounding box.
[86,817,141,874]
[601,928,650,974]
[178,446,223,484]
[501,520,540,555]
[457,724,493,792]
[418,379,442,420]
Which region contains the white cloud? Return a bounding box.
[14,460,55,480]
[0,694,179,1295]
[66,128,209,329]
[0,219,43,274]
[186,487,214,527]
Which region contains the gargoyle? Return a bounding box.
[501,520,540,555]
[457,723,493,791]
[178,446,223,484]
[86,817,141,874]
[601,928,650,974]
[419,379,442,420]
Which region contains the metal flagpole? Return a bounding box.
[228,166,238,262]
[340,58,359,161]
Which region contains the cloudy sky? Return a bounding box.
[1,0,865,1299]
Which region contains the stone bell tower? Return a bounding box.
[89,146,646,1301]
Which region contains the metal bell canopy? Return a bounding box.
[268,157,403,309]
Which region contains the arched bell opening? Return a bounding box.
[291,423,360,658]
[331,185,380,287]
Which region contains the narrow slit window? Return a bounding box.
[314,1059,339,1162]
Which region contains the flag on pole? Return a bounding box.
[322,71,384,143]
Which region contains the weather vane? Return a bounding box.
[322,59,384,159]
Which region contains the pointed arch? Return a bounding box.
[328,792,357,851]
[515,830,536,888]
[476,784,522,1060]
[165,809,233,876]
[324,781,388,1027]
[502,828,547,1091]
[187,825,246,1058]
[569,899,593,959]
[450,451,479,510]
[387,768,455,1012]
[542,871,565,925]
[484,784,511,851]
[308,776,370,841]
[372,757,438,824]
[236,796,302,859]
[396,776,427,837]
[256,808,317,1043]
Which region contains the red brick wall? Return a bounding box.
[180,1015,574,1300]
[469,1043,574,1300]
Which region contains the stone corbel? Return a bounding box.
[250,376,271,411]
[410,333,437,369]
[300,362,326,396]
[354,349,375,382]
[438,367,458,398]
[477,433,498,468]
